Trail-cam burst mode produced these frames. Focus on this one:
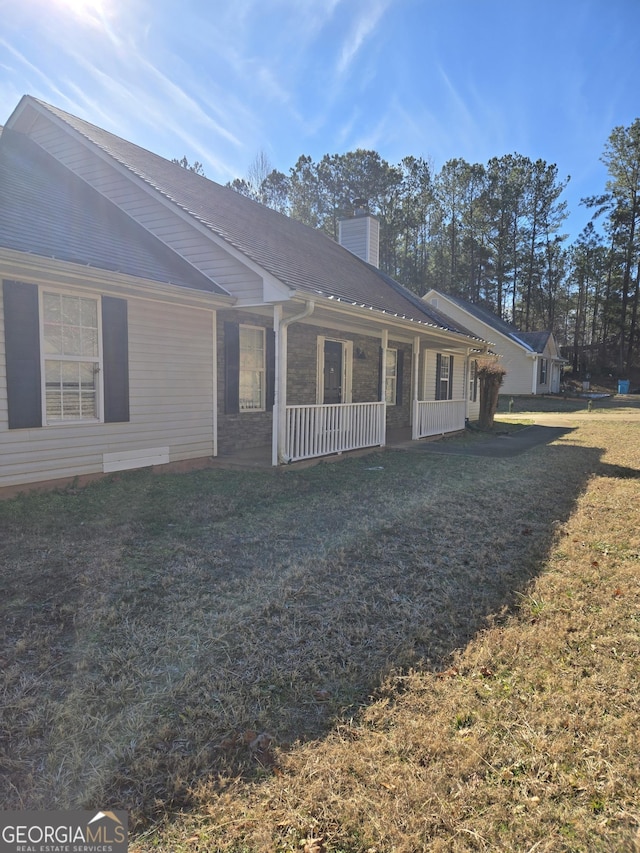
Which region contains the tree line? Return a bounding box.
[205,121,640,375]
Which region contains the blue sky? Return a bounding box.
[1,0,639,241]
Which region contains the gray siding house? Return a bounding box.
[424,290,566,396]
[0,96,490,493]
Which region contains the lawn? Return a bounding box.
[1,399,639,851]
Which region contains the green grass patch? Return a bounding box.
[1,410,639,852]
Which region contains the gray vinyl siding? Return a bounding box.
[426,296,535,396]
[0,290,6,431]
[26,115,264,302]
[495,339,535,395]
[338,216,380,267]
[467,396,481,421]
[422,350,466,401]
[0,290,215,489]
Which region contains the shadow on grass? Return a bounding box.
[415,424,574,457]
[0,435,612,828]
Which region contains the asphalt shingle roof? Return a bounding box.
[0,127,223,293]
[27,98,480,337]
[433,292,557,352]
[517,331,552,354]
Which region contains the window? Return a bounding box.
[3,280,129,430]
[385,348,398,405]
[239,325,266,411]
[42,292,100,421]
[539,358,548,385]
[223,321,274,415]
[469,359,478,402]
[435,353,454,400]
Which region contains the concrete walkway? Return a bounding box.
[396,425,573,458]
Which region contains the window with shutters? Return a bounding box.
[3,280,128,429]
[436,353,453,400]
[41,291,102,422]
[239,325,265,411]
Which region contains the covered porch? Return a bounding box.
[216,390,470,470]
[269,300,481,465]
[282,397,467,463]
[213,410,467,470]
[216,300,487,468]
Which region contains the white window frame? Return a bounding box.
[239,324,266,412]
[437,353,451,400]
[39,288,103,425]
[385,348,398,406]
[316,337,353,404]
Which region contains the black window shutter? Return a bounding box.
[3,280,42,429]
[396,349,404,406]
[377,347,383,400]
[449,355,454,400]
[266,328,275,412]
[224,321,240,414]
[102,296,130,423]
[435,353,442,400]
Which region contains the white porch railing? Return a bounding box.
[285,401,386,462]
[413,399,466,439]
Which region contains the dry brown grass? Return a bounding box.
[1,402,639,852]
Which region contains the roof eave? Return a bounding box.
[289,290,490,347]
[0,246,236,308]
[17,97,290,302]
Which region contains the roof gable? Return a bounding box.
[0,127,226,293]
[5,96,485,339]
[426,289,558,352]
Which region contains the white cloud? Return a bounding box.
[336,0,390,76]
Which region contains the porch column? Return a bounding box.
[274,300,315,465]
[380,329,388,447]
[380,329,388,401]
[272,304,283,467]
[531,357,538,395]
[412,335,420,440]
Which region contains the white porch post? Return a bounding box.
[380,329,388,447]
[412,335,420,440]
[380,329,388,401]
[272,304,283,467]
[464,349,470,423]
[531,357,538,395]
[274,300,315,465]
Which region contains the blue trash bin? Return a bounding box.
[618,379,630,394]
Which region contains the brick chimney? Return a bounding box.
[338,199,380,268]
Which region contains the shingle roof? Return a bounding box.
[517,331,551,354]
[26,97,480,338]
[0,127,224,293]
[433,291,551,351]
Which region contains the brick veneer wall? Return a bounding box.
[217,310,273,456]
[217,313,413,455]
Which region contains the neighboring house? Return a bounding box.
[0,96,491,493]
[423,290,566,396]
